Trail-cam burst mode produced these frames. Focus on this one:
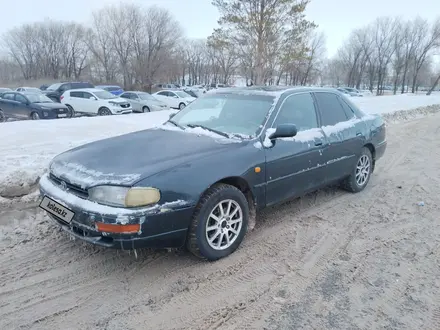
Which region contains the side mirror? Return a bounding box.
[268,124,298,140]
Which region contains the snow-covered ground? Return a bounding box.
[1,93,440,200]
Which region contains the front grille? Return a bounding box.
[120,103,130,108]
[49,173,89,199]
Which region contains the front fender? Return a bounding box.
[134,142,266,208]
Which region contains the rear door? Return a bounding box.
[313,91,367,182]
[265,92,328,206]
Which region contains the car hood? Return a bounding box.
[35,102,67,109]
[49,127,243,189]
[107,98,129,104]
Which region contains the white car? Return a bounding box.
[119,91,169,112]
[152,90,196,110]
[15,87,42,93]
[61,88,132,116]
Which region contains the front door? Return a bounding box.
[264,92,328,206]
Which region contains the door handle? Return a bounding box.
[315,141,323,146]
[356,132,362,136]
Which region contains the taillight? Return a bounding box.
[60,95,64,101]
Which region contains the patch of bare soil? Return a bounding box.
[1,112,439,330]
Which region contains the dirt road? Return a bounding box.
[1,112,440,330]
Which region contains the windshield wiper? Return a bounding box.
[167,119,185,130]
[186,124,230,138]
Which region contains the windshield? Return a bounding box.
[174,91,192,98]
[170,94,275,137]
[94,90,118,99]
[46,83,62,91]
[26,93,53,103]
[139,92,155,100]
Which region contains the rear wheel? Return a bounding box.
[186,184,249,261]
[0,109,5,122]
[31,112,40,120]
[98,107,112,116]
[342,147,373,193]
[142,106,150,113]
[179,103,186,110]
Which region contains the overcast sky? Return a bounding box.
[1,0,439,57]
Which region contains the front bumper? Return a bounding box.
[109,106,132,115]
[38,174,195,249]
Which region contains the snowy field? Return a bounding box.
[1,92,440,201]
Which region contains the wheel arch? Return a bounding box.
[363,143,376,172]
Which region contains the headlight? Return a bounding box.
[108,101,118,106]
[88,186,160,208]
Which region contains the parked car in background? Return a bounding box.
[61,88,132,116]
[0,91,70,122]
[120,91,169,112]
[342,87,363,97]
[43,82,95,103]
[96,85,124,96]
[15,87,42,93]
[40,84,49,91]
[155,83,178,89]
[38,86,386,261]
[152,90,196,109]
[182,89,198,98]
[0,87,12,94]
[336,87,351,96]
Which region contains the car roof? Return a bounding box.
[67,88,105,93]
[207,86,341,97]
[96,85,121,88]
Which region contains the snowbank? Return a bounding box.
[0,111,175,199]
[1,92,440,202]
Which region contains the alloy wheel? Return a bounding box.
[205,199,243,251]
[355,155,370,186]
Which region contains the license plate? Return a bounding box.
[39,196,75,223]
[58,114,67,118]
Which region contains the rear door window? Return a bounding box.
[70,91,83,98]
[313,92,349,126]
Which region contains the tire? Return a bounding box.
[342,147,373,193]
[98,107,112,116]
[186,184,249,261]
[142,106,150,113]
[0,109,5,123]
[179,103,186,110]
[31,112,40,120]
[66,105,75,118]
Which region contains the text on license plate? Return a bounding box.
[58,114,67,118]
[39,196,75,223]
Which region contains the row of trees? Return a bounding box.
[326,16,440,95]
[0,0,325,89]
[0,0,439,94]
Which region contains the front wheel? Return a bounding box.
[142,106,150,113]
[98,107,112,116]
[31,112,40,120]
[0,109,5,123]
[66,105,75,118]
[179,103,186,110]
[342,147,373,193]
[186,184,249,261]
